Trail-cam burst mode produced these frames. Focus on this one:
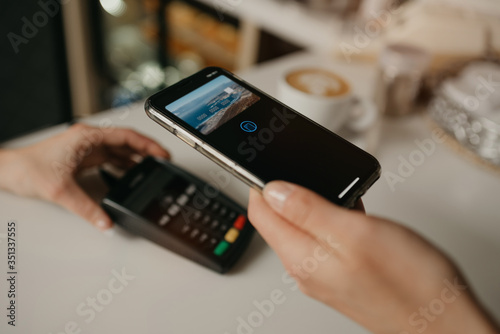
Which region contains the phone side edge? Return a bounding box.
[344,161,381,208]
[144,100,266,193]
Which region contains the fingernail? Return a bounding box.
[96,219,111,231]
[131,153,144,163]
[263,181,294,211]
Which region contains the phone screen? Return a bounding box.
[151,69,380,206]
[166,75,260,135]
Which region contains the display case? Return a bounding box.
[62,0,317,114]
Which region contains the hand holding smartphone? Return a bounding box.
[145,67,380,208]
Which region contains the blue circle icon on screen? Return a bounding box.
[240,121,257,132]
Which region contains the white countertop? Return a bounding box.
[1,52,499,333]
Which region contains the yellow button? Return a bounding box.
[224,228,240,243]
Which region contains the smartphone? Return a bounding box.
[145,67,380,208]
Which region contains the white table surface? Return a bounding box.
[1,52,499,333]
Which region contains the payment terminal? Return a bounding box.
[101,156,254,273]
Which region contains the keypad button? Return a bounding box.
[185,184,196,195]
[199,233,209,244]
[192,194,210,209]
[202,215,211,225]
[224,228,240,243]
[233,215,246,230]
[210,220,219,229]
[209,237,218,248]
[168,204,180,217]
[160,195,174,208]
[190,228,200,239]
[211,202,220,211]
[177,194,189,206]
[159,215,171,226]
[181,224,191,235]
[214,241,230,256]
[220,223,229,232]
[192,210,202,221]
[228,211,237,221]
[219,207,228,217]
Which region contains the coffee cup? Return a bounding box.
[277,68,377,132]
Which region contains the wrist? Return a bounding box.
[395,292,499,334]
[458,299,500,334]
[0,149,21,193]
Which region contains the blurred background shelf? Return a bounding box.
[64,0,316,117]
[3,0,499,142]
[195,0,345,52]
[0,0,363,141]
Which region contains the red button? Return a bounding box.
[233,215,246,230]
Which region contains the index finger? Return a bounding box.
[262,181,369,243]
[102,128,170,159]
[248,188,318,263]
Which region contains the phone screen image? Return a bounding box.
[151,69,380,206]
[166,75,260,135]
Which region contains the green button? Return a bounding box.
[214,241,230,256]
